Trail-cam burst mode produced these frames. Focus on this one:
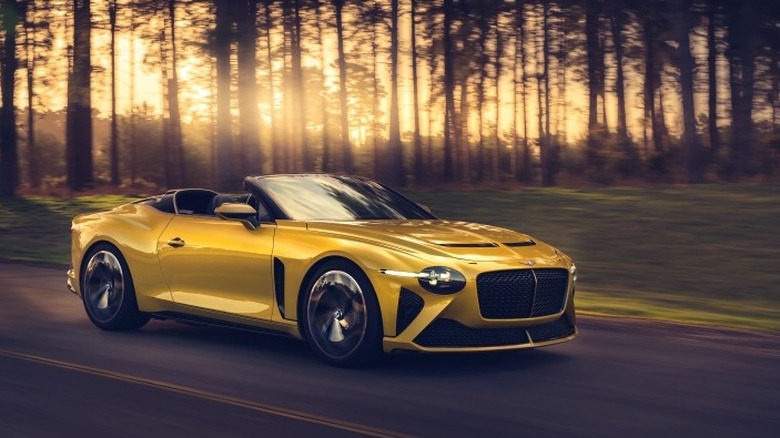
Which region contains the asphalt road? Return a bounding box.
[1,263,778,437]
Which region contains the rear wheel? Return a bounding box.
[302,260,382,367]
[81,244,150,331]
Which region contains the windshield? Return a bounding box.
[255,175,436,221]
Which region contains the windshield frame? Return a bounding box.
[244,174,438,222]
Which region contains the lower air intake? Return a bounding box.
[526,315,576,342]
[414,319,530,348]
[396,288,424,335]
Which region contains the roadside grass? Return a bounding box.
[0,195,138,265]
[1,185,778,332]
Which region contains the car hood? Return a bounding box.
[305,220,564,263]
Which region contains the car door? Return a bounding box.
[156,214,276,320]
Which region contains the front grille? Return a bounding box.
[396,288,424,335]
[530,269,570,317]
[526,315,576,342]
[413,315,575,348]
[414,319,530,348]
[477,268,569,319]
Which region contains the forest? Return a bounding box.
[0,0,778,196]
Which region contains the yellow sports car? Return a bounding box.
[68,174,577,366]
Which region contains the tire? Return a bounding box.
[301,260,382,367]
[81,244,150,331]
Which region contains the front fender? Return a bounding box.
[271,221,438,337]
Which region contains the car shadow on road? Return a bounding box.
[376,348,574,376]
[121,320,314,362]
[115,319,575,376]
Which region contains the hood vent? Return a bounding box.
[436,242,499,248]
[503,240,536,247]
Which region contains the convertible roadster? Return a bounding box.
[68,174,577,366]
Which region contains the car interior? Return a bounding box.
[143,189,270,221]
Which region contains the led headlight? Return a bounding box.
[418,266,466,294]
[569,263,577,282]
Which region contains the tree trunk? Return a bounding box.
[129,0,137,186]
[167,0,184,185]
[459,82,469,183]
[585,0,601,169]
[610,11,628,142]
[426,49,436,180]
[238,0,262,176]
[411,0,423,185]
[263,1,278,174]
[443,0,456,182]
[214,0,234,190]
[0,1,21,196]
[66,0,93,191]
[610,3,636,168]
[315,0,330,172]
[476,16,488,183]
[556,17,567,144]
[585,0,603,129]
[160,27,172,187]
[290,0,308,171]
[281,5,292,172]
[386,0,403,186]
[333,0,351,173]
[370,18,380,180]
[673,0,703,183]
[540,0,554,187]
[512,1,521,181]
[642,12,664,156]
[494,19,503,184]
[707,1,720,156]
[109,1,120,186]
[23,7,40,189]
[516,0,530,184]
[725,0,757,177]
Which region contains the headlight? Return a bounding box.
[569,263,577,282]
[418,266,466,294]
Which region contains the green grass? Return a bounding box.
[0,195,138,265]
[2,185,779,332]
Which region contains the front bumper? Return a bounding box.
[377,263,578,353]
[383,306,577,353]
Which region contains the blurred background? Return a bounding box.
[0,0,777,194]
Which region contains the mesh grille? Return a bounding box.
[477,270,535,319]
[477,268,569,319]
[414,319,530,348]
[526,315,576,342]
[530,269,570,317]
[396,288,424,335]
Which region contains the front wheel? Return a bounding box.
[302,260,382,367]
[81,244,150,331]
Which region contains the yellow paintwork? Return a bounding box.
[70,198,577,352]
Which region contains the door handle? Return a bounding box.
[167,237,185,248]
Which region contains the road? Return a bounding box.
[1,263,778,437]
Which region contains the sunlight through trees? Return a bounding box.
[0,0,778,195]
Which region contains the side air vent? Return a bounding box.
[504,240,536,247]
[396,288,424,335]
[436,242,498,248]
[273,258,286,318]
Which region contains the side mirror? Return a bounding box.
[215,203,258,230]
